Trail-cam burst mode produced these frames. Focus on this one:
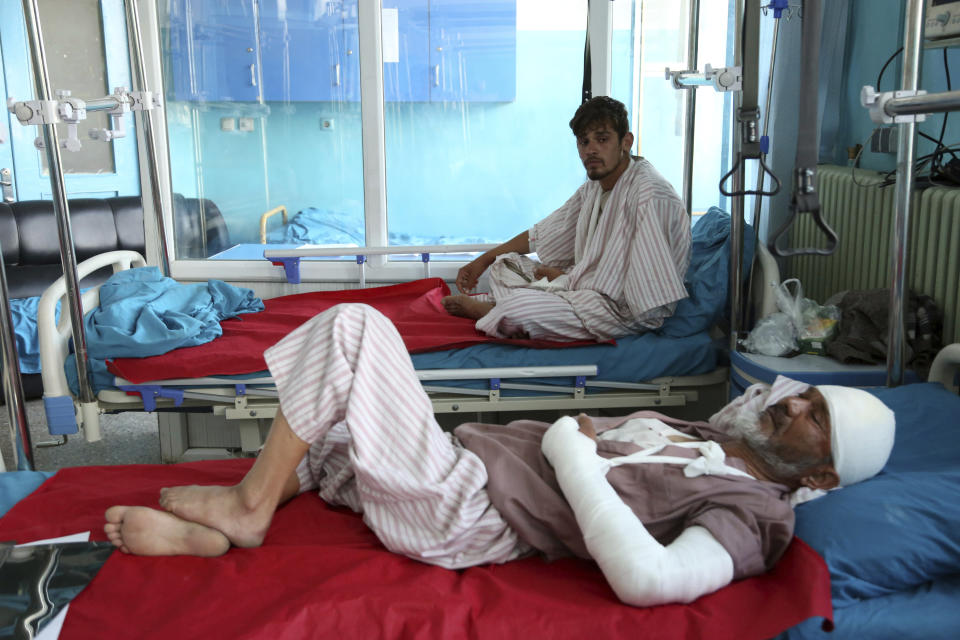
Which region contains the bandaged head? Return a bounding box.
[711,376,896,487]
[815,385,895,487]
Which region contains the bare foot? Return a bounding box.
[104,505,230,557]
[441,294,494,320]
[158,484,273,548]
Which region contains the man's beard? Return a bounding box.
[725,403,810,480]
[585,163,613,181]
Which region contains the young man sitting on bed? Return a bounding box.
[104,304,895,607]
[441,96,691,342]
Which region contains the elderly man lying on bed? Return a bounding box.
[442,96,691,342]
[104,304,895,607]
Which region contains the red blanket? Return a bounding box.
[0,460,833,640]
[107,278,605,383]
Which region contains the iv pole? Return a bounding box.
[19,0,100,438]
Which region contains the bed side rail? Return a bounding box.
[929,344,960,394]
[37,250,147,438]
[262,244,497,285]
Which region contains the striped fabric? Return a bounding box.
[479,158,691,341]
[477,280,598,341]
[263,303,531,569]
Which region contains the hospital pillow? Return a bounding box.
[792,382,960,609]
[658,207,756,338]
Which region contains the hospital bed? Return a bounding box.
[3,345,960,639]
[0,458,831,639]
[777,344,960,639]
[33,207,745,460]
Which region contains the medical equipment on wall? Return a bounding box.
[716,0,782,202]
[665,0,789,349]
[925,0,960,39]
[861,0,960,384]
[665,65,742,93]
[7,86,162,152]
[0,168,11,204]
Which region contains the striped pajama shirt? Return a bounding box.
[263,303,532,569]
[477,157,691,341]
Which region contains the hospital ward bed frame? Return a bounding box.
[37,250,729,462]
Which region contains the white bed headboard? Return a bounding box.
[750,242,781,321]
[929,344,960,392]
[37,250,147,432]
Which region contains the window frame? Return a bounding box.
[137,0,616,284]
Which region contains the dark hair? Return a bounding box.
[569,96,629,139]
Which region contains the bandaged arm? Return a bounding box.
[541,416,735,606]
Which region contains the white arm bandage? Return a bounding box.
[541,416,735,606]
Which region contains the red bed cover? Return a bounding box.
[107,278,607,383]
[0,460,833,640]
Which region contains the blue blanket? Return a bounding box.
[66,267,263,392]
[9,296,57,375]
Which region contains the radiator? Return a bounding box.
[787,164,960,345]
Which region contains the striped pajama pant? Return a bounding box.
[474,255,672,341]
[263,303,531,569]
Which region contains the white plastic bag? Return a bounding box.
[743,311,798,356]
[744,279,840,356]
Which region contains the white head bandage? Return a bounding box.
[709,375,810,428]
[816,385,896,487]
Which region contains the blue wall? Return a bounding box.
[837,0,960,173]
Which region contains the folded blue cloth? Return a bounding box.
[65,267,263,392]
[82,267,263,358]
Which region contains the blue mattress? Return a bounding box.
[411,331,722,388]
[410,206,746,388]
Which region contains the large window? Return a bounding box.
[160,0,366,260]
[154,0,732,279]
[382,0,585,250]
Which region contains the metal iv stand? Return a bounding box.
[4,0,168,453]
[1,0,98,467]
[0,250,34,471]
[858,0,960,386]
[666,0,777,352]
